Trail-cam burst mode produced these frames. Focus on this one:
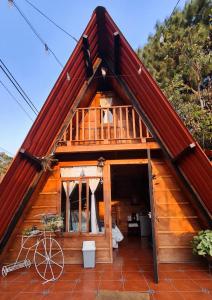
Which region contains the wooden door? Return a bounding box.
[147,149,159,283]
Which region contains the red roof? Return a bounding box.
[0,7,211,250]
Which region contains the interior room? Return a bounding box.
[110,164,153,252]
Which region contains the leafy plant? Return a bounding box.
[41,214,64,232]
[191,230,212,257]
[22,225,39,236]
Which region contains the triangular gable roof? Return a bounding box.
[0,7,211,250]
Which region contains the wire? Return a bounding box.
[0,64,38,115]
[0,80,34,122]
[24,0,78,43]
[11,0,64,68]
[0,146,14,157]
[170,0,181,17]
[0,58,39,114]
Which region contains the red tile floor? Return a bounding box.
[0,237,211,300]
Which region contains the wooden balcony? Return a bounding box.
[56,105,159,153]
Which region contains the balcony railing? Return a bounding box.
[60,105,151,145]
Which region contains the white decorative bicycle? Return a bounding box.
[2,215,64,284]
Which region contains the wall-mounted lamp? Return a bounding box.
[97,157,106,183]
[101,67,107,79]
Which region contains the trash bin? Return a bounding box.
[82,241,96,268]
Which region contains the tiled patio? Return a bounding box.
[1,237,211,300]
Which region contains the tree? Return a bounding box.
[138,0,212,149]
[0,152,13,180]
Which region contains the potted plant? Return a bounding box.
[191,230,212,262]
[41,214,64,237]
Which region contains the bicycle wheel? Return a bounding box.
[34,237,64,283]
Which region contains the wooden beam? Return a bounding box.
[82,34,93,78]
[114,32,120,75]
[172,143,196,164]
[56,141,160,153]
[147,149,159,283]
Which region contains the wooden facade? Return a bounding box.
[1,90,203,266]
[0,7,211,283]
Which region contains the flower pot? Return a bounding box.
[54,230,63,238]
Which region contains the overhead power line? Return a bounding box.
[0,80,34,122]
[0,146,14,157]
[10,0,64,68]
[24,0,78,43]
[0,58,39,114]
[0,60,38,115]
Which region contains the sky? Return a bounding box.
[0,0,188,155]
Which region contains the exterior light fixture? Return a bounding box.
[97,157,105,183]
[101,67,107,78]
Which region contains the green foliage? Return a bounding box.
[41,214,64,232]
[191,230,212,257]
[0,152,13,178]
[138,0,212,149]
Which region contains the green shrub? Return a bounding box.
[191,230,212,257]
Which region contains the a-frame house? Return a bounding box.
[0,6,211,282]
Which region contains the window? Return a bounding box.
[61,166,104,234]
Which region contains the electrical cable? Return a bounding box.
[0,80,34,122]
[0,58,39,114]
[24,0,78,43]
[0,64,38,115]
[11,0,64,68]
[0,146,14,157]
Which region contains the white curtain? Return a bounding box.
[60,166,102,233]
[89,178,100,233]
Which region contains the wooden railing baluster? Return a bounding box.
[126,107,129,139]
[113,107,116,140]
[132,108,136,138]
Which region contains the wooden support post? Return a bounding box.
[82,34,93,78]
[86,179,90,232]
[119,107,123,139]
[88,109,91,140]
[82,109,85,141]
[147,149,159,283]
[132,108,136,138]
[66,182,70,232]
[79,180,82,232]
[126,106,129,138]
[113,107,117,140]
[95,108,97,140]
[114,32,120,75]
[76,110,79,141]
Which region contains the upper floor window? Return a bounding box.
[61,166,104,234]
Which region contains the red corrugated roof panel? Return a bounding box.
[0,7,211,250]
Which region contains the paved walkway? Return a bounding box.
[1,238,211,299]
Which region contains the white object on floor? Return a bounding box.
[112,225,124,248]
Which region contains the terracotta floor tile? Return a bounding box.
[13,292,43,300]
[40,292,73,300]
[101,271,123,280]
[52,280,76,291]
[64,264,83,272]
[194,279,212,291]
[186,270,212,280]
[72,291,97,300]
[75,279,100,291]
[80,271,102,280]
[172,279,201,291]
[0,281,30,293]
[159,271,190,279]
[182,291,212,300]
[99,280,124,291]
[0,292,19,300]
[123,271,145,281]
[60,271,81,280]
[149,279,176,291]
[123,279,149,291]
[152,291,184,300]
